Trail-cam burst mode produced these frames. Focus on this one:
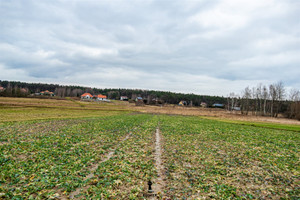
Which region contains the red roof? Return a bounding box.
[81,93,93,97]
[97,94,107,98]
[41,90,51,93]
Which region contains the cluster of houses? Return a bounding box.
[34,90,55,96]
[81,93,109,101]
[0,86,232,109]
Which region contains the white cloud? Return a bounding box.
[229,51,300,67]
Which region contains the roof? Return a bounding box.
[137,97,143,99]
[97,94,107,98]
[41,90,51,93]
[81,93,93,97]
[213,103,224,107]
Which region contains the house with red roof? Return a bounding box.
[81,93,93,100]
[40,90,54,96]
[96,94,107,101]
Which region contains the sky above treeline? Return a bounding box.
[0,0,299,96]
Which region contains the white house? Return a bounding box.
[81,93,93,100]
[96,94,107,101]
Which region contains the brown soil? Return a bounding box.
[147,127,167,200]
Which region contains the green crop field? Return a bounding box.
[159,116,299,199]
[0,99,299,199]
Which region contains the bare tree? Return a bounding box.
[228,92,237,112]
[275,81,285,117]
[57,87,66,98]
[269,84,277,117]
[262,85,269,116]
[241,87,251,115]
[66,88,71,97]
[289,89,300,118]
[256,83,263,115]
[71,89,83,97]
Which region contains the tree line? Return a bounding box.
[1,80,299,120]
[0,80,226,106]
[227,81,300,120]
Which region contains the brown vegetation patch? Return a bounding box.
[136,105,300,125]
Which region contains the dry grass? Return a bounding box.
[1,97,299,127]
[135,104,300,126]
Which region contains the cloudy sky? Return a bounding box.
[0,0,299,96]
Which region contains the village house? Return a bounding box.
[40,90,54,96]
[212,103,224,108]
[135,97,144,106]
[81,93,93,100]
[120,96,128,101]
[20,88,28,93]
[200,102,207,108]
[96,94,107,101]
[135,97,143,102]
[178,100,187,106]
[0,86,4,92]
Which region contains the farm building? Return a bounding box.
[120,96,128,101]
[81,93,93,100]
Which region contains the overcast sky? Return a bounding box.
[0,0,299,96]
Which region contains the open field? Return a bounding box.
[1,97,300,126]
[0,97,130,122]
[0,97,299,199]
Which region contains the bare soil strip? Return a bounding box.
[68,132,132,199]
[148,127,166,199]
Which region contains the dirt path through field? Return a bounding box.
[147,127,166,199]
[68,132,132,199]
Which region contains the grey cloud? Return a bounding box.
[0,0,300,96]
